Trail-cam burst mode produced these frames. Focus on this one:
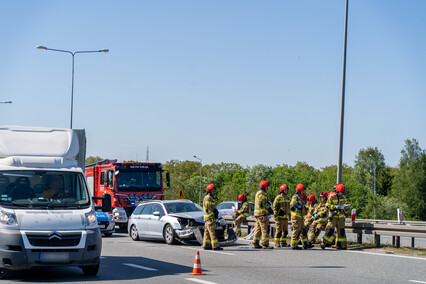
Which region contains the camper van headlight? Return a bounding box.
[0,209,18,226]
[85,209,97,227]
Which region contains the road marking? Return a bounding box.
[185,278,219,284]
[346,250,426,261]
[180,246,235,256]
[409,280,426,284]
[122,263,158,271]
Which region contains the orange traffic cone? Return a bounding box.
[188,251,206,275]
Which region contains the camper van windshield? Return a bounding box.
[0,170,91,209]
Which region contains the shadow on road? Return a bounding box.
[2,256,192,282]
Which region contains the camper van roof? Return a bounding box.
[0,126,79,168]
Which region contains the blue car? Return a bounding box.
[96,211,115,237]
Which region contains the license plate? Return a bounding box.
[40,252,70,263]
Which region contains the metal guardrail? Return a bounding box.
[222,215,426,248]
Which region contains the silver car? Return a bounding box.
[128,200,236,245]
[216,201,255,216]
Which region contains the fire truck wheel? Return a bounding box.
[130,225,140,241]
[164,224,176,245]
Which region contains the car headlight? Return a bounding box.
[114,211,120,217]
[85,209,97,227]
[0,209,18,226]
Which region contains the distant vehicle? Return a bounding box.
[96,211,115,237]
[85,160,170,231]
[128,200,236,246]
[216,201,254,216]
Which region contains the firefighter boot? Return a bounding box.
[253,242,262,249]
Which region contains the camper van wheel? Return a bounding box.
[81,263,100,276]
[0,268,10,279]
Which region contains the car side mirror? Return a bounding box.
[153,211,161,217]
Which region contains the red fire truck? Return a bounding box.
[85,159,170,230]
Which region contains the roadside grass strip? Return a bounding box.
[122,263,158,271]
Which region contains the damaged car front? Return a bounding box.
[128,200,236,246]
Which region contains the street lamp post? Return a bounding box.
[36,45,109,129]
[193,155,202,205]
[337,0,349,184]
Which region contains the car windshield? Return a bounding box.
[116,171,162,192]
[0,170,91,209]
[164,202,202,214]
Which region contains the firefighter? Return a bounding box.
[203,184,223,250]
[253,180,273,249]
[273,184,290,247]
[304,194,317,233]
[308,191,329,245]
[234,194,250,237]
[290,184,310,249]
[321,184,349,249]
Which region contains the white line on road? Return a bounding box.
[185,278,219,284]
[408,280,426,284]
[122,263,158,271]
[346,250,426,261]
[179,246,235,256]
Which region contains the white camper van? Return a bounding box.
[0,126,107,278]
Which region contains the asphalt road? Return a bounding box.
[2,232,426,283]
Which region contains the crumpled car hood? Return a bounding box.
[168,211,204,223]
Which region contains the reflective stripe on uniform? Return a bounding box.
[291,212,302,218]
[323,235,335,242]
[211,239,218,244]
[243,213,250,217]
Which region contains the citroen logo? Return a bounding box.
[48,232,63,240]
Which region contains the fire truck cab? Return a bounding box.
[85,160,170,230]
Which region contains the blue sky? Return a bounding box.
[1,0,425,169]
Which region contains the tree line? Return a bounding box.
[86,138,426,221]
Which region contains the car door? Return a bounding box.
[138,203,154,238]
[130,205,144,234]
[147,203,166,239]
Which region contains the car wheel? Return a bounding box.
[81,263,100,276]
[104,233,113,237]
[164,224,176,245]
[130,225,140,241]
[0,268,10,279]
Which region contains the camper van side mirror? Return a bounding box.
[102,193,112,212]
[166,172,171,188]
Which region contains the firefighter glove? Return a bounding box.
[336,205,342,210]
[344,205,349,210]
[314,214,319,220]
[213,208,219,219]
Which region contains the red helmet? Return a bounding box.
[259,180,270,189]
[301,192,307,201]
[334,184,346,193]
[308,194,316,203]
[238,194,246,202]
[320,191,328,198]
[296,184,306,193]
[206,184,216,193]
[280,184,288,193]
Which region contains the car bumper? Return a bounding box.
[0,228,101,268]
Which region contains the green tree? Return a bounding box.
[354,147,386,195]
[85,156,103,165]
[391,139,426,220]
